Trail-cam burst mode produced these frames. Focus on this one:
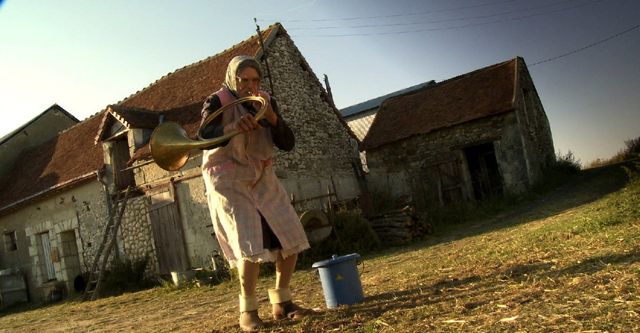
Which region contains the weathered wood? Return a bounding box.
[149,189,190,275]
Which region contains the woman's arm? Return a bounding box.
[268,97,295,152]
[199,94,227,149]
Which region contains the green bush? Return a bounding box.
[101,257,156,295]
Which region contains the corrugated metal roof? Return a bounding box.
[346,112,377,142]
[340,81,435,118]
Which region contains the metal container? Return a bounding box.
[0,268,29,307]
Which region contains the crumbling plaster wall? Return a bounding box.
[0,181,108,302]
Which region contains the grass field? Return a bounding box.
[1,163,638,332]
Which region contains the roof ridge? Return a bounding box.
[57,110,106,136]
[0,104,78,145]
[115,23,281,107]
[375,57,518,111]
[426,57,517,91]
[363,57,521,150]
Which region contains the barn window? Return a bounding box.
[4,231,17,251]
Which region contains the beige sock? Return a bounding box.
[239,294,259,312]
[268,288,292,304]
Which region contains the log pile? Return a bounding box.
[368,206,432,244]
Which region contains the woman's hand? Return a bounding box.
[253,91,278,126]
[226,114,259,133]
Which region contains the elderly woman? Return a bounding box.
[199,55,311,332]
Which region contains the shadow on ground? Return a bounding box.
[365,163,631,261]
[297,246,640,332]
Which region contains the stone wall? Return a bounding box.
[0,107,77,185]
[131,32,362,205]
[366,111,531,207]
[513,63,556,184]
[265,34,361,205]
[0,181,109,302]
[118,195,157,272]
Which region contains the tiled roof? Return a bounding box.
[108,23,281,161]
[108,105,160,129]
[0,24,285,214]
[116,24,280,139]
[95,105,159,144]
[361,58,518,151]
[0,112,105,213]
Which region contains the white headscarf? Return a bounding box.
[223,55,263,95]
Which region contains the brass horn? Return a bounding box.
[150,95,267,171]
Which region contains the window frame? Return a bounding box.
[4,231,18,252]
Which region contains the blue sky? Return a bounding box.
[0,0,638,165]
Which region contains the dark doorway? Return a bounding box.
[112,138,135,191]
[464,142,503,200]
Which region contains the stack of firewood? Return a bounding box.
[368,206,432,244]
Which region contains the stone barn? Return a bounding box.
[0,111,109,303]
[341,81,435,172]
[361,57,555,208]
[0,22,361,303]
[95,22,362,275]
[0,104,78,185]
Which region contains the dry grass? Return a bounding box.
[1,164,639,332]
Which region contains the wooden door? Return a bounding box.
[435,160,464,204]
[40,232,57,281]
[148,186,190,275]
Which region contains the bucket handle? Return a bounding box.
[358,258,365,277]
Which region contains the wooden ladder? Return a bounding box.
[83,186,131,301]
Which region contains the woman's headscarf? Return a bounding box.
[223,55,263,95]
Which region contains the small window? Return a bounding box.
[4,231,17,251]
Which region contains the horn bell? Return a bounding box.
[149,95,267,171]
[149,121,197,171]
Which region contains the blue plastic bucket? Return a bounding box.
[312,253,364,308]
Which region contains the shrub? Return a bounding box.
[587,136,640,168]
[553,150,581,174]
[101,257,156,295]
[623,137,640,159]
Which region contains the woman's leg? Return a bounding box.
[275,252,297,289]
[237,260,262,332]
[269,252,311,320]
[238,260,260,296]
